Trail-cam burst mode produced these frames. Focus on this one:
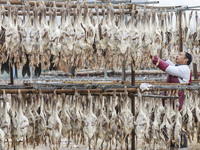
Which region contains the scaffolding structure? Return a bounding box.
[0,0,199,150]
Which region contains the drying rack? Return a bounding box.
[0,1,200,150]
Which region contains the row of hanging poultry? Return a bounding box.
[0,88,134,150]
[136,89,200,149]
[0,1,200,77]
[0,88,200,149]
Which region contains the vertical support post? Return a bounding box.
[160,10,164,59]
[193,63,198,80]
[193,11,198,80]
[131,59,135,150]
[131,60,135,86]
[124,54,126,82]
[179,10,183,52]
[104,65,108,80]
[124,54,128,150]
[10,64,14,85]
[122,54,126,84]
[131,5,137,150]
[15,63,18,78]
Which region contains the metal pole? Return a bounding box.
[104,65,108,80]
[193,63,198,80]
[122,58,126,84]
[124,54,126,82]
[124,54,127,149]
[14,63,18,79]
[10,64,14,85]
[131,6,136,150]
[131,59,136,150]
[0,1,158,9]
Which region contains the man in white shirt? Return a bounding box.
[152,51,192,110]
[151,51,192,149]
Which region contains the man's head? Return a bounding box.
[175,52,192,65]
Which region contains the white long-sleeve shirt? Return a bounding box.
[165,59,190,84]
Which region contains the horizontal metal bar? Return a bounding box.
[187,6,200,9]
[185,8,200,11]
[136,4,182,9]
[31,83,140,90]
[125,1,159,5]
[152,85,200,90]
[85,1,159,5]
[24,82,200,91]
[0,85,33,89]
[3,10,132,16]
[133,94,179,99]
[0,1,134,9]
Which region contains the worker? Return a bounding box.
[151,50,192,149]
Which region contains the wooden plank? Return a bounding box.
[0,83,198,94]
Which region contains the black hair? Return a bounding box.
[185,52,192,65]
